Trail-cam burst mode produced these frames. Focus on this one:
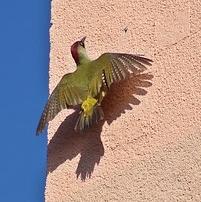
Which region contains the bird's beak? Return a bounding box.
[80,36,86,43]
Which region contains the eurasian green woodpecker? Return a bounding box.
[36,37,153,134]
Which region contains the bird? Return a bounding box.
[36,37,153,134]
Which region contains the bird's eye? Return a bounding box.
[80,42,85,48]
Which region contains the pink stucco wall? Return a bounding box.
[46,0,201,201]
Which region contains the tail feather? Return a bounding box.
[74,105,104,132]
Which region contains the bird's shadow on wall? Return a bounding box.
[48,73,153,181]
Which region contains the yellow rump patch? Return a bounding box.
[81,96,97,116]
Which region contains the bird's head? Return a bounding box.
[71,36,87,65]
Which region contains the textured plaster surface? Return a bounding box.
[46,0,201,201]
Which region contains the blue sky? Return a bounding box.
[0,0,50,201]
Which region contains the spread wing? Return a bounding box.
[36,73,85,134]
[93,53,153,88]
